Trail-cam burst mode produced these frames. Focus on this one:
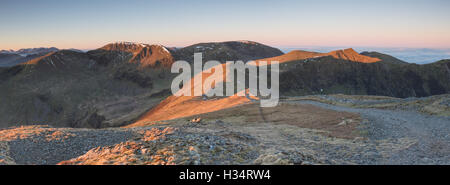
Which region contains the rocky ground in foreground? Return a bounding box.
[0,94,449,165]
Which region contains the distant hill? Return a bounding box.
[172,40,283,63]
[327,48,380,63]
[254,48,380,65]
[0,47,59,56]
[0,47,59,67]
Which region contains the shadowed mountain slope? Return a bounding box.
[89,42,174,68]
[279,57,450,97]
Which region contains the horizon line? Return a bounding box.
[3,41,450,51]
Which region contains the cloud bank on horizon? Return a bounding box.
[0,0,449,51]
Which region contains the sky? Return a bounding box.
[1,0,450,50]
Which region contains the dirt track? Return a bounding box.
[1,95,449,165]
[296,100,450,164]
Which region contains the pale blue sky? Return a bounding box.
[1,0,449,50]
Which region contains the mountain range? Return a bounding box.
[0,41,449,128]
[0,47,59,67]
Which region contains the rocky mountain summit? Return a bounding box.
[93,42,174,68]
[172,40,284,63]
